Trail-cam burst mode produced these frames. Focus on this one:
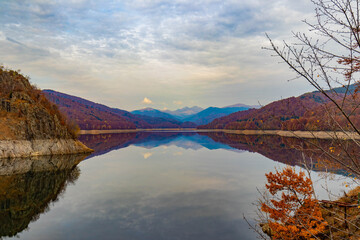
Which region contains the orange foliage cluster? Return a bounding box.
[261,167,327,239]
[338,57,360,81]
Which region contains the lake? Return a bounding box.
[1,131,355,240]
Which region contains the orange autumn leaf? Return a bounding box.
[261,166,327,239]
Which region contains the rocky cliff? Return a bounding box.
[0,67,92,158]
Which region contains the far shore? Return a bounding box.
[79,129,360,140]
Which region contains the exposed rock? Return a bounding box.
[0,139,92,159]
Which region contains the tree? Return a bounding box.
[260,167,327,239]
[256,0,360,239]
[267,0,360,177]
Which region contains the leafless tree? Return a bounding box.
[259,0,360,238]
[266,0,360,176]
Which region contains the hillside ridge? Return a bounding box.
[0,67,92,158]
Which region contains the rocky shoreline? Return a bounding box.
[0,139,93,159]
[80,128,360,140]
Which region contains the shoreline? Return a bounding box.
[0,139,93,159]
[79,129,360,140]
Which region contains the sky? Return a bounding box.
[0,0,317,110]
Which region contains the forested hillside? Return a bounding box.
[198,92,333,130]
[43,90,197,129]
[43,90,137,130]
[199,86,360,131]
[0,67,78,140]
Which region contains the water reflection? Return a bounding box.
[2,132,357,239]
[13,142,264,240]
[79,131,360,174]
[0,154,88,238]
[200,132,360,175]
[79,132,237,158]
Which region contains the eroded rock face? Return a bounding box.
[0,139,92,159]
[0,91,72,140]
[0,68,92,157]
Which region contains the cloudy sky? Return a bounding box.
[0,0,316,110]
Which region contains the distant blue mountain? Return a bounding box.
[131,105,252,126]
[184,107,250,125]
[131,108,180,120]
[163,106,204,119]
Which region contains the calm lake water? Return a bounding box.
[1,132,354,240]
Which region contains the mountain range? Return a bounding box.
[79,131,356,175]
[163,106,204,119]
[43,84,359,132]
[130,106,252,125]
[43,90,256,130]
[199,85,360,131]
[198,92,329,130]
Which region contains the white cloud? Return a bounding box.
[0,31,6,41]
[0,0,316,110]
[142,97,152,104]
[173,151,183,156]
[143,152,153,159]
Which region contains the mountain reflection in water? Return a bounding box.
[79,132,237,158]
[79,131,360,174]
[0,154,88,238]
[2,132,357,240]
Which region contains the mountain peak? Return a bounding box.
[223,103,261,109]
[163,106,204,118]
[139,107,155,111]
